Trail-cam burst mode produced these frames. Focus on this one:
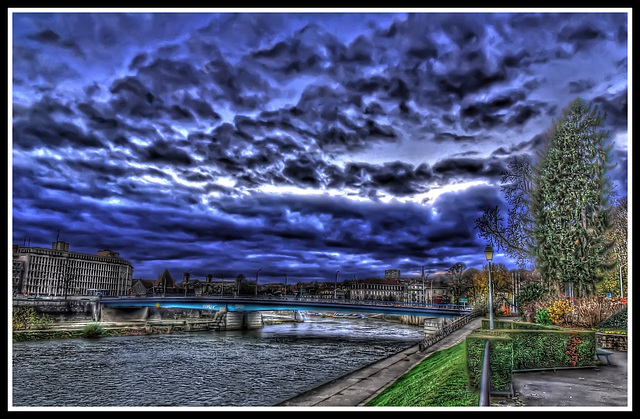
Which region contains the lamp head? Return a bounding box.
[484,244,494,262]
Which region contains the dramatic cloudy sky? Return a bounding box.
[10,9,629,285]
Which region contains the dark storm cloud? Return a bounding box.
[201,55,276,111]
[282,155,324,188]
[338,161,433,197]
[501,50,531,68]
[315,123,396,153]
[27,28,85,57]
[339,34,375,64]
[108,76,159,119]
[76,101,122,131]
[557,21,608,52]
[591,88,628,134]
[137,58,200,94]
[13,95,75,119]
[609,149,628,196]
[145,139,194,166]
[431,156,506,182]
[12,114,105,150]
[432,132,477,143]
[568,79,596,94]
[27,28,61,43]
[459,89,536,130]
[182,94,222,121]
[219,193,446,268]
[197,13,287,51]
[251,34,327,76]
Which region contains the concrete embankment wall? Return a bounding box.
[14,298,99,321]
[101,307,149,322]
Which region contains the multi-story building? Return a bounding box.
[350,278,407,302]
[406,274,451,304]
[12,241,133,297]
[406,280,427,304]
[131,278,155,295]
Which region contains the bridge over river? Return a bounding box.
[100,295,473,318]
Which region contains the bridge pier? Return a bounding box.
[293,310,307,322]
[217,310,263,330]
[423,317,444,338]
[244,312,263,329]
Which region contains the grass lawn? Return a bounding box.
[365,341,479,407]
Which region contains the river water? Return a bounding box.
[12,316,424,408]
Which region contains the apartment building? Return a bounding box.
[349,277,407,301]
[12,241,133,297]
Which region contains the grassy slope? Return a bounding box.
[365,341,479,407]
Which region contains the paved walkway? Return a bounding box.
[277,318,630,409]
[502,349,629,408]
[277,317,484,407]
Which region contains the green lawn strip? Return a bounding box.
[365,342,479,407]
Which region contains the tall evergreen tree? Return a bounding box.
[529,98,615,296]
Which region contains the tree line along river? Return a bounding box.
[12,316,424,408]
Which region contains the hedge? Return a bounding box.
[466,322,596,392]
[466,333,513,392]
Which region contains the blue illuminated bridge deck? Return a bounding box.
[100,296,473,318]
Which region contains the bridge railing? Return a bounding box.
[103,294,472,311]
[418,309,481,351]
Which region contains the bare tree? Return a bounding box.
[475,155,535,268]
[609,196,628,262]
[446,262,472,303]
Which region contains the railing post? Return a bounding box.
[479,340,491,406]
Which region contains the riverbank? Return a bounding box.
[12,319,223,342]
[277,317,483,407]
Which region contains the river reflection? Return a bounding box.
[12,317,423,407]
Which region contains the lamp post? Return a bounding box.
[334,271,339,299]
[619,262,627,298]
[184,269,192,296]
[429,274,434,305]
[284,273,288,298]
[255,269,261,297]
[421,265,425,305]
[484,244,494,329]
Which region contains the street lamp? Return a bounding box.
[284,273,288,298]
[484,244,494,329]
[334,271,339,299]
[184,269,192,296]
[421,265,425,305]
[619,262,627,298]
[255,269,261,297]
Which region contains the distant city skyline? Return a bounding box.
[10,9,629,283]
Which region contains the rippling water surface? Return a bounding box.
[12,317,423,407]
